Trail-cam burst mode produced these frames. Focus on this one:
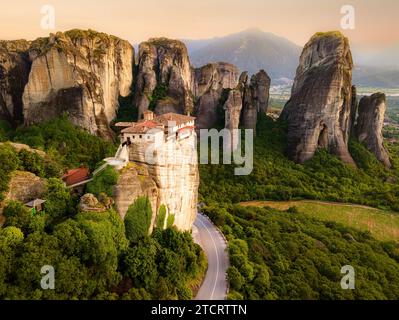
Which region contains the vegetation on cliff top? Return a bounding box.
[0,117,206,300]
[11,115,117,170]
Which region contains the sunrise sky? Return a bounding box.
[1,0,398,51]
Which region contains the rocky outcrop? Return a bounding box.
[134,38,269,132]
[193,62,239,129]
[241,70,271,130]
[280,32,355,165]
[5,171,46,203]
[355,93,391,168]
[23,30,134,140]
[349,85,358,135]
[114,163,159,221]
[0,40,31,124]
[224,69,271,146]
[0,142,46,157]
[114,132,199,232]
[135,38,193,118]
[224,87,243,150]
[79,193,106,212]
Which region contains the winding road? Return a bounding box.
[192,213,229,300]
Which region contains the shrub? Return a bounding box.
[156,205,167,229]
[124,197,153,243]
[87,165,119,197]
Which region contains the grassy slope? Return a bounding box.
[240,200,399,242]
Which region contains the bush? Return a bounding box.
[3,201,32,234]
[43,178,74,224]
[166,213,175,228]
[87,165,119,197]
[156,205,167,229]
[124,197,153,243]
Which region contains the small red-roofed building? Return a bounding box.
[62,167,90,187]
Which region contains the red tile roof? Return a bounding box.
[155,113,196,126]
[62,167,90,186]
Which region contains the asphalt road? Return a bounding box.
[192,213,229,300]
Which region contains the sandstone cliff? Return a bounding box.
[23,30,134,140]
[280,32,355,165]
[241,70,271,130]
[114,133,199,232]
[134,38,194,118]
[0,40,31,123]
[193,62,239,129]
[134,38,269,133]
[224,69,271,145]
[355,93,391,168]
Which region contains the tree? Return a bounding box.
[156,205,167,229]
[124,197,152,243]
[167,213,175,228]
[0,226,24,297]
[123,238,159,289]
[43,178,74,224]
[227,266,244,291]
[3,201,32,234]
[87,165,119,197]
[17,149,45,177]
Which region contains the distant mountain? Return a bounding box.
[183,29,302,85]
[359,44,399,69]
[184,29,399,89]
[353,65,399,88]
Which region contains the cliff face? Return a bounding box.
[241,70,271,130]
[134,39,269,133]
[0,40,31,123]
[280,32,355,165]
[224,70,271,146]
[114,133,199,232]
[355,93,391,168]
[114,163,159,221]
[193,62,239,129]
[23,30,134,140]
[135,38,194,118]
[6,171,46,204]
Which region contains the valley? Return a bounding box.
[1,28,399,302]
[240,200,399,242]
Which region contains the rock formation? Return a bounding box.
[134,38,194,118]
[355,93,391,168]
[0,40,31,124]
[241,70,271,130]
[114,163,159,221]
[79,193,106,212]
[114,130,199,232]
[224,87,244,150]
[193,62,239,129]
[349,85,358,135]
[22,30,134,140]
[5,171,46,203]
[280,32,356,165]
[133,38,270,132]
[224,70,271,145]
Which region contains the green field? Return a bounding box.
[240,200,399,242]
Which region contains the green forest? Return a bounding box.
[200,114,399,211]
[202,203,399,300]
[0,118,206,300]
[2,110,399,300]
[199,113,399,300]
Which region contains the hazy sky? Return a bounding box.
[1,0,398,50]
